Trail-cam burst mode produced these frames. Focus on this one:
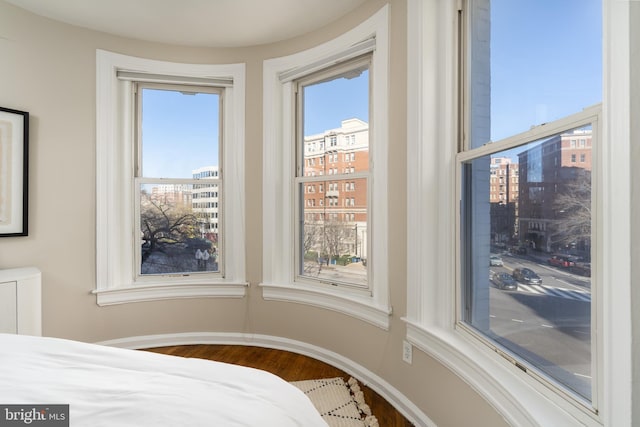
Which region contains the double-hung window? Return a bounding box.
[294,56,370,289]
[458,108,600,408]
[134,83,223,278]
[458,0,602,413]
[262,5,390,329]
[95,50,246,305]
[403,0,632,425]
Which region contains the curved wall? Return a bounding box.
[0,1,508,426]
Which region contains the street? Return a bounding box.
[304,250,593,399]
[302,260,367,287]
[488,252,592,400]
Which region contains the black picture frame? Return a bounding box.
[0,106,29,237]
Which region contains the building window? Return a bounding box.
[95,50,246,305]
[262,5,390,328]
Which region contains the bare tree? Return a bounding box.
[303,220,323,255]
[140,193,198,258]
[550,168,591,250]
[301,220,325,274]
[324,219,350,262]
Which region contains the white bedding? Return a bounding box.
[0,334,328,426]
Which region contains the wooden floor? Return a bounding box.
[145,344,413,427]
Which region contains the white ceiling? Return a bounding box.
[5,0,369,47]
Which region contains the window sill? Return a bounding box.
[93,281,248,306]
[403,320,601,427]
[260,282,391,330]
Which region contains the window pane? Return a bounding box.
[297,58,370,288]
[298,179,368,287]
[302,66,369,139]
[140,183,219,275]
[140,88,219,179]
[462,125,592,401]
[470,0,602,145]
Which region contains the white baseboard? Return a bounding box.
[97,332,435,427]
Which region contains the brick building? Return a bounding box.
[301,118,369,258]
[517,129,592,253]
[489,157,519,245]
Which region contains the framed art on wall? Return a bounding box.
[0,107,29,237]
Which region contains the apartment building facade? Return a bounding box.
[301,118,369,259]
[517,129,593,254]
[489,156,519,245]
[191,166,220,243]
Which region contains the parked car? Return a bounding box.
[571,262,591,277]
[548,254,576,268]
[492,272,518,290]
[512,268,542,285]
[489,255,504,266]
[510,246,528,255]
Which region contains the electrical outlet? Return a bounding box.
[402,340,412,364]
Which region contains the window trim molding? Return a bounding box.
[405,0,632,426]
[261,5,391,330]
[95,50,247,306]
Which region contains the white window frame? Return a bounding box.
[95,50,246,306]
[405,1,632,426]
[133,83,225,281]
[261,5,391,330]
[457,105,602,410]
[294,54,372,291]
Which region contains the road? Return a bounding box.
[305,252,594,399]
[488,253,592,400]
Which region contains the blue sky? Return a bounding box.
[490,0,601,141]
[141,1,602,177]
[141,88,219,179]
[303,69,369,136]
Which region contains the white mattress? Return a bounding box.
[0,334,328,426]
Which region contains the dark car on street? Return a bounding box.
[492,272,518,290]
[512,268,542,285]
[570,262,591,277]
[510,246,528,255]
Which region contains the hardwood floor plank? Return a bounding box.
[144,344,413,426]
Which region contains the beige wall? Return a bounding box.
[0,1,508,426]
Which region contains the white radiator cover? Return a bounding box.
[0,267,41,336]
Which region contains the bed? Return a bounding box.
[0,333,328,426]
